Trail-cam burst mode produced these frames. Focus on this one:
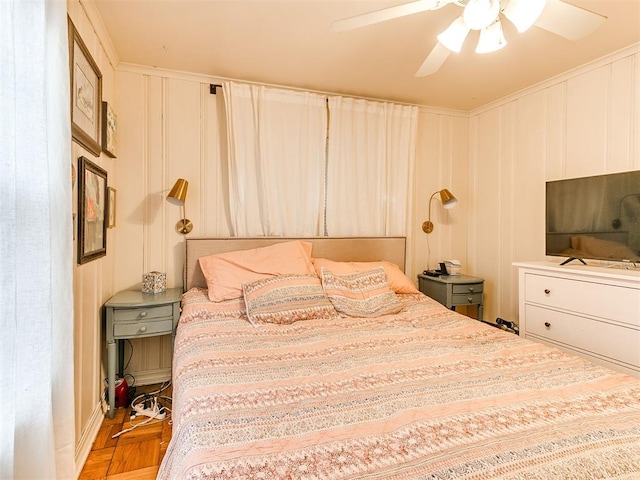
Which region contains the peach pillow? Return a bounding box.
[199,241,315,302]
[312,258,419,294]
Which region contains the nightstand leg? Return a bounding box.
[117,339,124,378]
[107,340,116,419]
[478,303,484,321]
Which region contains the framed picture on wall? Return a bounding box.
[107,186,117,228]
[68,17,102,156]
[102,101,117,158]
[78,156,107,264]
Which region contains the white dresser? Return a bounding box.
[514,261,640,378]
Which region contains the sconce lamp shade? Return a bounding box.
[422,189,458,234]
[439,189,458,209]
[167,178,189,205]
[167,178,193,234]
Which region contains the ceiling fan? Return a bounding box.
[331,0,606,77]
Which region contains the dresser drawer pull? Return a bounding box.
[468,287,475,292]
[140,311,147,317]
[467,297,473,303]
[544,322,551,328]
[138,326,147,333]
[544,289,551,295]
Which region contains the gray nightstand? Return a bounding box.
[104,288,182,418]
[418,274,484,320]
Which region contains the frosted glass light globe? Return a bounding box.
[463,0,501,30]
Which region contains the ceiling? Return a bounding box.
[92,0,640,110]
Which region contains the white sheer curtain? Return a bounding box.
[223,81,328,236]
[0,0,75,478]
[326,97,418,236]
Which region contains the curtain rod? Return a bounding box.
[210,84,222,94]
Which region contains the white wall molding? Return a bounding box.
[470,43,640,117]
[77,0,120,70]
[129,368,172,387]
[74,402,104,478]
[116,62,469,118]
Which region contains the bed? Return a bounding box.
[158,237,640,479]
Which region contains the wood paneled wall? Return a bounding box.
[68,0,118,474]
[467,48,640,325]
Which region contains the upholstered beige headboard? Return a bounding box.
[185,237,406,291]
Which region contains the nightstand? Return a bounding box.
[104,287,182,418]
[418,274,484,320]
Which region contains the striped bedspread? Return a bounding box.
[158,288,640,479]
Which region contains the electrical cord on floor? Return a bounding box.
[150,379,172,396]
[111,381,174,437]
[112,394,172,439]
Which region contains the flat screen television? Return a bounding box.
[546,170,640,264]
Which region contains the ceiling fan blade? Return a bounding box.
[534,0,606,40]
[415,42,451,77]
[331,0,451,32]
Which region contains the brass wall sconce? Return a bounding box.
[422,189,458,234]
[166,178,193,234]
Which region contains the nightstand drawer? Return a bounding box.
[452,283,483,294]
[112,304,173,322]
[113,319,174,338]
[452,292,483,305]
[417,273,485,321]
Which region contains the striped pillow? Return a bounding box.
[243,274,338,326]
[321,266,403,318]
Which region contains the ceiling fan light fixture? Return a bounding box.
[502,0,547,33]
[475,20,507,53]
[463,0,501,30]
[437,17,470,53]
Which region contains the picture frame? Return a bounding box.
[78,156,107,264]
[102,101,117,158]
[107,187,117,228]
[69,17,102,156]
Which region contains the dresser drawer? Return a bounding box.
[451,292,483,306]
[452,283,483,294]
[524,273,640,327]
[113,318,174,338]
[112,304,173,322]
[525,305,640,368]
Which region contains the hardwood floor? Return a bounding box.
[79,384,172,480]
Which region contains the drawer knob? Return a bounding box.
[468,287,475,292]
[467,297,473,303]
[139,326,147,333]
[544,322,551,328]
[544,289,551,295]
[140,311,147,317]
